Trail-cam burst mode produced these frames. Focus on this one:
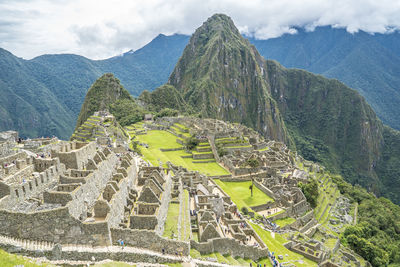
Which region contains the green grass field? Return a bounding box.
[274,217,296,227]
[135,130,229,176]
[214,180,274,212]
[249,223,317,266]
[0,249,56,267]
[163,202,180,239]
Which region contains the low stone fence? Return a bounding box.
[267,210,288,221]
[0,240,182,264]
[192,153,214,160]
[160,147,184,152]
[190,237,268,261]
[193,160,215,164]
[253,180,276,200]
[250,202,274,212]
[110,228,190,256]
[208,174,233,180]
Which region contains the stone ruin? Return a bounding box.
[0,120,367,266]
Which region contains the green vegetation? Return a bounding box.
[274,217,296,228]
[250,223,317,266]
[109,98,145,127]
[214,180,273,212]
[134,130,229,176]
[332,174,400,266]
[75,73,135,129]
[139,84,193,114]
[163,203,180,239]
[298,178,319,208]
[185,135,199,150]
[0,249,55,267]
[167,14,289,143]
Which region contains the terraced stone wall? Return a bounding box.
[0,207,111,246]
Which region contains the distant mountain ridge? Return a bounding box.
[0,34,189,139]
[1,21,400,140]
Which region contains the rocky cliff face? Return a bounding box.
[168,14,288,142]
[264,60,384,187]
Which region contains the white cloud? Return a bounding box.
[0,0,399,59]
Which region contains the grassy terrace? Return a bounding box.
[250,223,317,266]
[135,130,229,176]
[163,202,180,239]
[0,249,56,267]
[214,180,273,212]
[274,217,296,227]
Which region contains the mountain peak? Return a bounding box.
[74,73,133,129]
[167,14,288,142]
[191,14,241,45]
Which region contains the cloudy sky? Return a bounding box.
[1,0,399,59]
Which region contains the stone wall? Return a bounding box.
[253,180,276,200]
[111,228,190,256]
[0,207,111,246]
[190,237,268,261]
[52,142,97,170]
[0,162,65,208]
[0,242,181,264]
[0,142,15,157]
[66,153,118,219]
[0,152,26,166]
[106,159,136,228]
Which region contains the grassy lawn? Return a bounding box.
[214,180,273,212]
[0,249,55,267]
[163,203,180,239]
[249,223,318,266]
[136,130,229,176]
[274,217,296,227]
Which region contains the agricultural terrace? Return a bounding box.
[133,130,229,176]
[214,180,274,212]
[250,223,317,266]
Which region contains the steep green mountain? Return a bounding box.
[144,14,400,206]
[0,34,189,139]
[0,48,75,139]
[139,84,193,114]
[265,60,383,190]
[167,14,288,142]
[249,27,400,130]
[75,73,144,130]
